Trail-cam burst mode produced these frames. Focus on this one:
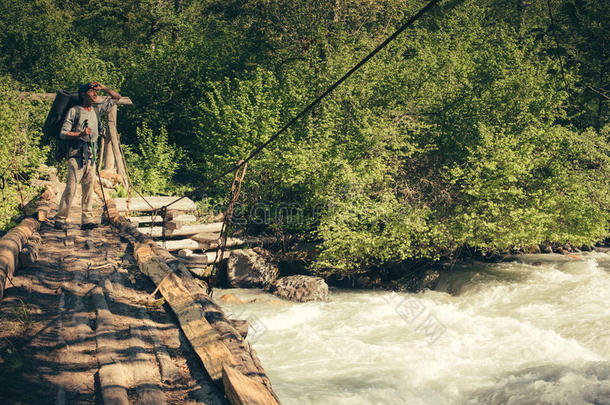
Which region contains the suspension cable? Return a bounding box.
[163,0,442,211]
[206,161,248,296]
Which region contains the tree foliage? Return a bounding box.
[0,0,607,275]
[0,76,49,229]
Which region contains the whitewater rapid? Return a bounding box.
[215,252,610,405]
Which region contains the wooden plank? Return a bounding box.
[146,223,223,238]
[134,244,235,382]
[139,309,182,384]
[223,364,280,405]
[22,92,134,105]
[91,286,129,405]
[128,325,167,405]
[169,223,223,236]
[191,234,281,251]
[114,196,197,212]
[155,239,200,251]
[191,232,222,243]
[127,214,196,225]
[128,215,164,224]
[164,220,182,231]
[177,251,211,265]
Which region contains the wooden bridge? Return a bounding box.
[0,177,281,404]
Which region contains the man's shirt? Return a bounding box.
[60,97,118,142]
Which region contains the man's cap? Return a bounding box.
[78,82,95,94]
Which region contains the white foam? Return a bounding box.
[215,254,610,404]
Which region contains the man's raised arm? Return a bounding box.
[91,81,120,100]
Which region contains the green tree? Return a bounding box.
[0,76,48,229]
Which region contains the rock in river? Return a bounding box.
[227,248,279,288]
[270,275,329,302]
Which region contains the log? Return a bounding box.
[139,309,183,384]
[25,93,134,105]
[147,223,223,238]
[127,214,196,225]
[188,267,212,278]
[91,285,129,405]
[36,188,56,222]
[99,170,124,186]
[0,218,41,299]
[176,251,218,264]
[18,232,41,268]
[192,234,281,251]
[178,249,193,257]
[105,105,128,188]
[230,320,249,339]
[166,210,196,221]
[155,238,200,251]
[223,364,280,405]
[128,325,167,404]
[176,251,209,265]
[133,243,235,382]
[164,220,182,232]
[108,212,280,404]
[20,187,56,220]
[114,196,196,213]
[168,263,279,403]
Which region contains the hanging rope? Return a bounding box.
[113,134,163,240]
[206,161,248,296]
[13,171,25,210]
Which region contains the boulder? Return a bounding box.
[399,269,440,292]
[528,244,541,254]
[226,249,279,288]
[270,275,329,302]
[219,293,247,305]
[354,275,373,289]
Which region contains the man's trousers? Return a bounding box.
[55,157,96,225]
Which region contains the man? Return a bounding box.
[54,81,121,230]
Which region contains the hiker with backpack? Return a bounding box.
[54,81,120,230]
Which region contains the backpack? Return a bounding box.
[42,90,104,160]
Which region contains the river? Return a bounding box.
[215,252,610,405]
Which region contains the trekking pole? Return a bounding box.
[90,138,111,224]
[83,120,111,224]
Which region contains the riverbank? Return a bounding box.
[248,239,610,295]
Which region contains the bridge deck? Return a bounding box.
[0,191,228,404]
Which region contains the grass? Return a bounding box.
[0,298,38,371]
[1,298,35,335]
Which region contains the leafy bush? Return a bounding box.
[0,76,48,229]
[190,3,609,274]
[124,123,183,195]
